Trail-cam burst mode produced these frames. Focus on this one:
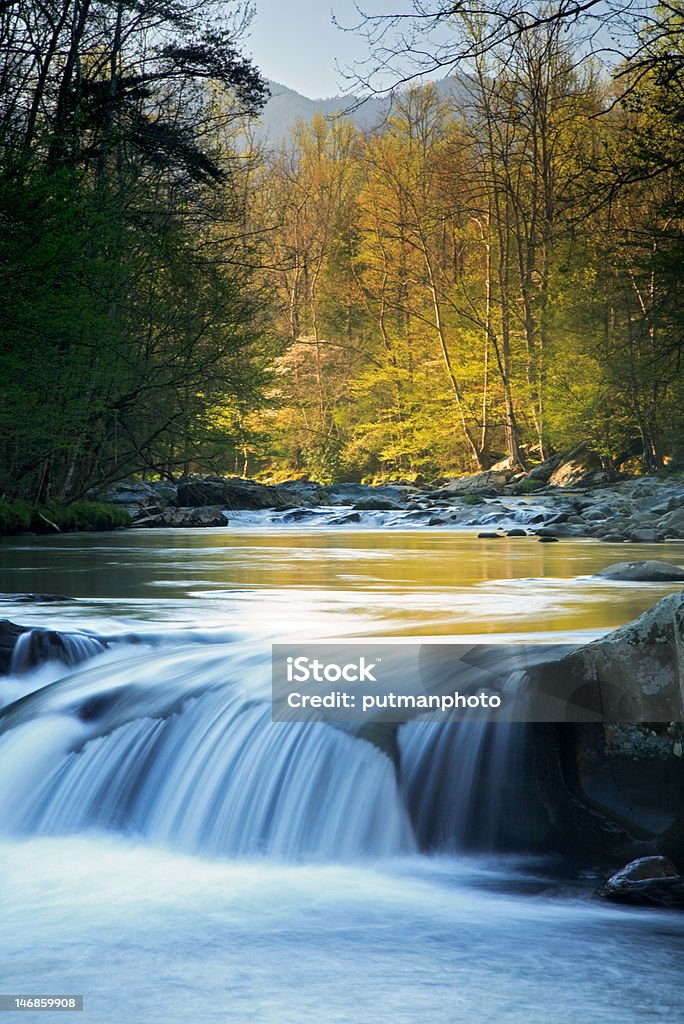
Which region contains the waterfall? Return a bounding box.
[398,718,531,851]
[0,630,556,860]
[0,643,414,860]
[11,628,108,674]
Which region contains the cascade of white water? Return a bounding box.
[11,628,108,674]
[0,643,414,859]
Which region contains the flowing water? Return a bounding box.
[1,524,684,1022]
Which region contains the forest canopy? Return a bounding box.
[1,0,683,497]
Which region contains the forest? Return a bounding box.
[1,0,684,502]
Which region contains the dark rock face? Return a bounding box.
[0,620,30,674]
[175,476,291,511]
[594,560,684,582]
[596,856,684,908]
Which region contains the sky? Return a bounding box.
[246,1,393,98]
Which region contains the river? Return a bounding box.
[1,524,683,1023]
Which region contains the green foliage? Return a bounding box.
[40,502,131,532]
[0,501,34,534]
[0,1,269,502]
[0,500,130,535]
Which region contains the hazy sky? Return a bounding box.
[247,1,393,98]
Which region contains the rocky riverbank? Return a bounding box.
[93,465,684,542]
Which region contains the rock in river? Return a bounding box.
[593,560,684,583]
[595,856,684,908]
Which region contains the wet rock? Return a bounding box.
[330,512,361,525]
[478,531,502,538]
[538,591,684,723]
[428,517,446,526]
[0,594,73,603]
[354,497,403,511]
[628,528,662,543]
[582,508,609,521]
[593,560,684,583]
[0,620,30,674]
[158,506,227,528]
[280,508,319,523]
[595,856,684,908]
[506,528,528,537]
[538,536,559,543]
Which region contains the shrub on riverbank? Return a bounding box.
[0,500,130,535]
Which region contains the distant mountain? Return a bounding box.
[255,78,468,146]
[255,80,386,144]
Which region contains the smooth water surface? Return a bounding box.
[2,527,684,637]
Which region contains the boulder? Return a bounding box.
[353,497,403,511]
[628,528,662,544]
[98,481,160,506]
[280,508,319,523]
[595,856,684,908]
[0,593,73,603]
[525,453,566,483]
[437,470,512,495]
[324,483,418,506]
[160,506,227,528]
[532,590,684,723]
[593,561,684,583]
[175,476,290,511]
[548,445,614,488]
[276,480,330,505]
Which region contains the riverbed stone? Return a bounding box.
[595,856,684,908]
[160,506,227,528]
[628,528,662,543]
[593,561,684,582]
[354,497,404,511]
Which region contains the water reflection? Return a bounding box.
[1,529,683,638]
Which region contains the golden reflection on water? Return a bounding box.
[1,529,683,637]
